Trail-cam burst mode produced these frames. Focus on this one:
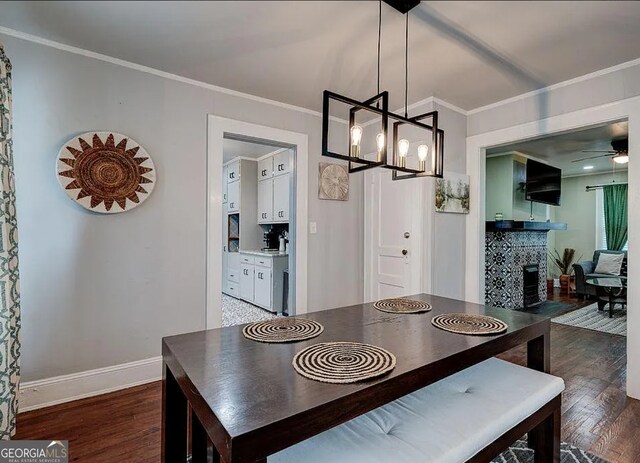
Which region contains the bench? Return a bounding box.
[269,358,564,463]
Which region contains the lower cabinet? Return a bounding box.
[254,268,272,309]
[240,264,255,302]
[236,253,288,313]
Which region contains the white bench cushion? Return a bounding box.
[270,358,564,463]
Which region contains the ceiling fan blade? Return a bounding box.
[571,154,614,163]
[581,150,616,153]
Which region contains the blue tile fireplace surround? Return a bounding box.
[485,221,567,310]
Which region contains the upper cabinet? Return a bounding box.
[273,174,290,222]
[222,165,228,203]
[227,180,240,213]
[258,157,273,181]
[273,150,291,177]
[227,160,240,183]
[258,179,274,223]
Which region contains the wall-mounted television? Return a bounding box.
[525,159,561,206]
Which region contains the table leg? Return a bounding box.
[191,409,211,463]
[609,291,614,318]
[527,333,550,374]
[162,362,188,463]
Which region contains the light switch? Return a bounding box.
[309,222,317,234]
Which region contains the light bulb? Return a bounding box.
[397,138,410,167]
[350,124,363,158]
[417,144,429,161]
[613,153,629,164]
[417,144,429,172]
[376,132,385,156]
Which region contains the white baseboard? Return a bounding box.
[19,356,162,412]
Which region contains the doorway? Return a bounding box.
[206,116,309,329]
[465,97,639,399]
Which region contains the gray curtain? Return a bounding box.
[0,42,21,439]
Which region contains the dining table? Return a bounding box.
[161,293,553,463]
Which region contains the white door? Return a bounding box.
[258,179,274,223]
[240,264,255,302]
[227,181,240,213]
[364,169,424,301]
[273,174,289,222]
[254,268,272,309]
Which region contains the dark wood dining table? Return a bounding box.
[161,293,554,463]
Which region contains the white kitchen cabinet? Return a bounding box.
[227,160,240,182]
[273,150,291,177]
[273,174,290,222]
[258,179,273,223]
[254,267,272,309]
[240,264,255,302]
[227,180,240,213]
[258,157,273,181]
[222,165,228,203]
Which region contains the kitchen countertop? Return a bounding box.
[239,250,288,257]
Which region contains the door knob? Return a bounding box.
[402,249,408,256]
[404,232,410,239]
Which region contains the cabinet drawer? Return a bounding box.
[227,268,240,283]
[255,256,272,268]
[240,254,255,265]
[226,281,239,297]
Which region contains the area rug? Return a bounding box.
[493,438,609,462]
[552,303,626,336]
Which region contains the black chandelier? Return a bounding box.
[321,0,444,180]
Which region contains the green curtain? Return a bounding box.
[603,184,628,251]
[0,43,20,439]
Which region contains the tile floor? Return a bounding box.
[222,293,280,327]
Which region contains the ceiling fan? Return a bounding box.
[572,138,629,164]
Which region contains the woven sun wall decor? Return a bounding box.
[57,132,156,213]
[318,162,349,201]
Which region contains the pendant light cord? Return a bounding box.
[404,13,408,118]
[377,0,381,95]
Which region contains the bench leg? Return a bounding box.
[529,405,560,463]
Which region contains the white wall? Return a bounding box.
[2,34,365,382]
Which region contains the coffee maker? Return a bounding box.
[263,228,279,251]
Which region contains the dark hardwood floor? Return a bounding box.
[15,324,637,463]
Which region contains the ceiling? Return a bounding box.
[223,138,280,163]
[486,120,629,177]
[1,1,640,112]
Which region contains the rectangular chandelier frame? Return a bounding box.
[322,90,389,174]
[321,90,444,179]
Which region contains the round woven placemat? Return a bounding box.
[292,342,396,384]
[242,318,324,343]
[431,313,508,335]
[373,298,432,314]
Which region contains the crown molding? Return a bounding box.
[468,56,640,116]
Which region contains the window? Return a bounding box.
[596,189,628,251]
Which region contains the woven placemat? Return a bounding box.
[292,342,396,384]
[431,313,508,335]
[373,298,432,314]
[243,318,324,343]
